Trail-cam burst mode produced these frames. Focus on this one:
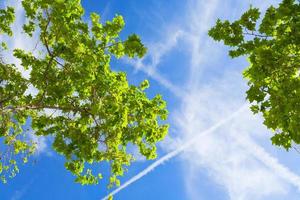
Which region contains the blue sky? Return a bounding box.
[2,0,300,200]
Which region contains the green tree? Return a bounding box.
[209,0,300,149]
[0,0,169,187]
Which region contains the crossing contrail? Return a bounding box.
[101,104,249,200]
[235,135,300,191]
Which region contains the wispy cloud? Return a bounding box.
[2,0,41,80]
[105,0,300,199]
[177,77,300,199]
[170,0,300,199]
[2,0,48,154]
[10,178,34,200]
[102,103,248,200]
[27,130,48,156]
[125,28,186,98]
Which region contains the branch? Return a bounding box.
[41,12,64,68]
[243,29,270,39]
[103,41,123,50]
[0,82,30,106]
[1,104,89,115]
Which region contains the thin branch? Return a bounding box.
[243,32,270,39]
[1,104,89,115]
[103,41,124,50]
[243,29,270,39]
[41,12,64,68]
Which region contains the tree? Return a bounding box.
[209,0,300,150]
[0,0,169,187]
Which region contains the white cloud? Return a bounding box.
[176,80,300,199]
[124,28,186,98]
[2,0,48,154]
[102,103,248,200]
[2,0,41,79]
[2,0,43,98]
[107,0,300,199]
[170,0,300,199]
[146,29,184,71]
[28,131,48,156]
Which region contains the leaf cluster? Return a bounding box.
[209,0,300,149]
[0,0,168,187]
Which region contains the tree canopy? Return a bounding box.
[209,0,300,149]
[0,0,169,187]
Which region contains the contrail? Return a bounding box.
[235,135,300,190]
[126,59,187,99]
[101,104,249,200]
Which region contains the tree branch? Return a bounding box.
[1,104,89,115]
[243,29,270,39]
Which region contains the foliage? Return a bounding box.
[209,0,300,149]
[0,0,169,187]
